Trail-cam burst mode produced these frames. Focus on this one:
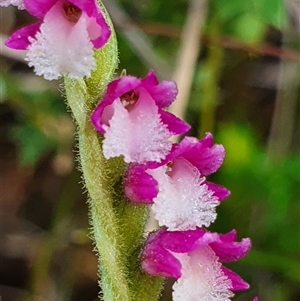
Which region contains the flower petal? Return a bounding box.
[173,134,226,176]
[222,266,250,291]
[102,88,173,163]
[141,228,252,298]
[23,0,57,18]
[205,181,231,201]
[151,79,178,107]
[70,0,111,48]
[124,164,158,204]
[26,2,96,80]
[159,110,191,135]
[92,71,187,137]
[5,22,41,50]
[172,246,233,301]
[140,69,159,86]
[219,229,237,242]
[102,99,132,161]
[1,0,24,9]
[126,89,173,162]
[210,236,252,262]
[149,157,219,231]
[159,228,205,253]
[140,70,178,107]
[91,76,142,133]
[141,231,182,278]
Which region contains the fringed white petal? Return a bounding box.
[103,89,172,163]
[102,100,133,162]
[149,157,219,231]
[128,89,172,163]
[0,0,24,9]
[173,246,233,301]
[26,1,95,80]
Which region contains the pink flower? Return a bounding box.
[141,228,251,301]
[124,133,229,230]
[91,70,190,164]
[3,0,111,80]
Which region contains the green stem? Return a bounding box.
[65,78,132,301]
[66,84,164,300]
[64,2,164,299]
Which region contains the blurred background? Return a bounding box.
[0,0,299,300]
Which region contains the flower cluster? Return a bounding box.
[91,71,255,300]
[2,0,110,80]
[3,1,256,298]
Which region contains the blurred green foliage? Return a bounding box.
[1,72,71,165]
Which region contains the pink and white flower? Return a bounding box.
[141,228,251,301]
[124,133,229,230]
[3,0,111,80]
[91,70,190,164]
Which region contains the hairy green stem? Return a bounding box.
[64,76,132,301]
[63,3,164,299]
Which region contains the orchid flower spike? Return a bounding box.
[3,0,111,80]
[91,70,191,164]
[141,228,252,301]
[124,133,230,231]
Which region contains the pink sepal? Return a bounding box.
[124,164,158,204]
[205,181,230,201]
[141,70,178,108]
[166,133,226,176]
[141,231,182,278]
[24,0,57,18]
[159,109,191,135]
[159,228,206,253]
[209,232,252,262]
[222,266,250,291]
[5,22,41,50]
